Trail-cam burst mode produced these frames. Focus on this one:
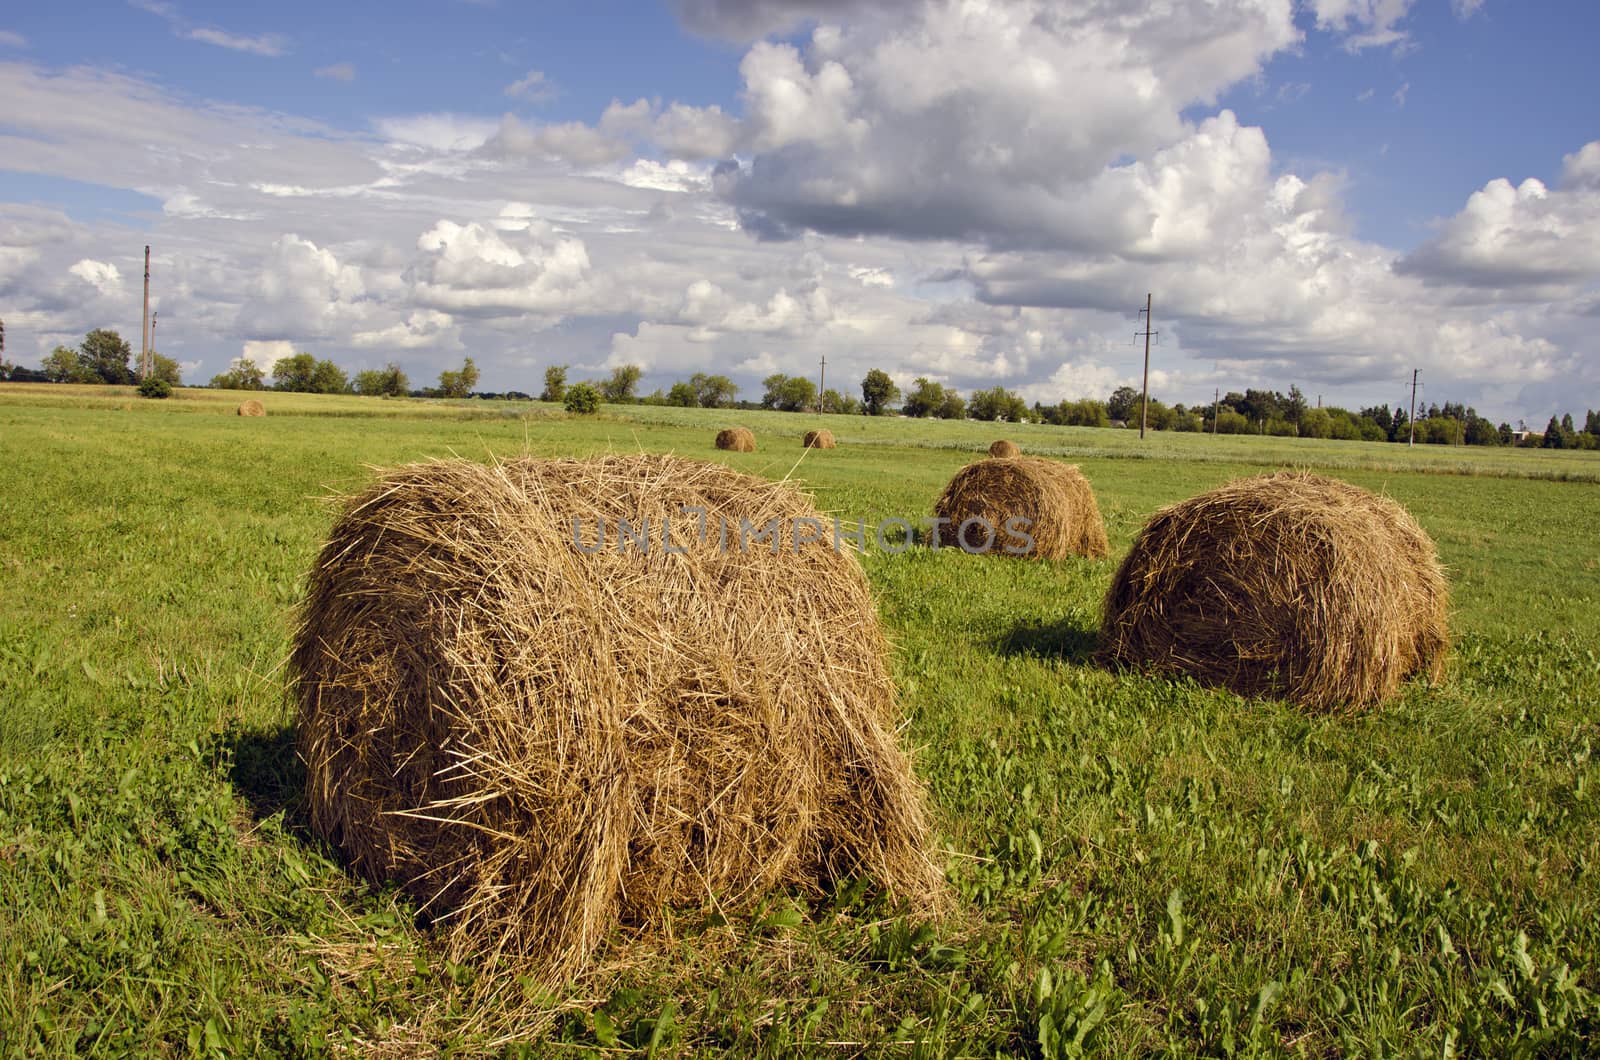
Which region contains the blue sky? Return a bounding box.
[2,1,1597,424]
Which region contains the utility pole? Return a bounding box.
[1136,293,1156,438]
[140,245,151,380]
[1212,388,1220,437]
[150,312,158,375]
[816,354,827,414]
[1408,369,1419,448]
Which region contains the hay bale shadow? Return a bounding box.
[221,721,306,826]
[995,616,1100,664]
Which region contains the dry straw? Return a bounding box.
[1099,470,1449,712]
[715,427,756,452]
[988,439,1020,458]
[803,429,836,449]
[932,456,1109,559]
[293,454,942,986]
[237,399,265,417]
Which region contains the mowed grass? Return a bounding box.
[1,385,1597,1055]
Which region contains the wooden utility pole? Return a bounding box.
[140,245,151,380]
[1212,388,1220,436]
[150,313,158,374]
[1408,369,1419,448]
[1136,293,1156,438]
[817,354,827,413]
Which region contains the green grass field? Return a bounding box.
[2,385,1598,1056]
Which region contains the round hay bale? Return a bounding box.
[237,399,265,417]
[293,454,941,982]
[1099,471,1449,712]
[988,439,1020,459]
[802,429,836,449]
[932,456,1108,559]
[715,426,756,452]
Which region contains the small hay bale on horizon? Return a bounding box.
[803,429,836,449]
[237,399,265,417]
[988,439,1020,458]
[715,426,756,452]
[932,456,1108,559]
[292,453,942,986]
[1098,470,1450,713]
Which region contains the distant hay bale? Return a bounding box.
[988,439,1020,459]
[237,399,265,417]
[803,429,836,449]
[293,454,941,985]
[1099,471,1450,712]
[932,457,1108,559]
[715,427,756,452]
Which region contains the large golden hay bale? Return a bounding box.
[803,429,836,449]
[1099,471,1449,712]
[932,456,1108,559]
[988,439,1020,458]
[237,399,265,416]
[292,454,940,983]
[715,426,756,452]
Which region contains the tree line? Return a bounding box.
[2,325,1594,448]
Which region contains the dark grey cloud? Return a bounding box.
[670,0,918,40]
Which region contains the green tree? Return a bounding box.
[1214,408,1250,434]
[272,353,317,392]
[43,345,94,383]
[211,357,267,391]
[1585,409,1600,437]
[688,372,738,408]
[311,359,349,394]
[1284,385,1308,426]
[541,365,568,403]
[1388,406,1410,443]
[819,388,859,415]
[902,377,947,418]
[761,374,788,409]
[761,373,816,412]
[599,364,641,403]
[80,328,133,384]
[666,381,698,407]
[1058,398,1110,428]
[968,386,1027,422]
[355,362,409,397]
[1464,415,1501,446]
[861,369,899,416]
[437,356,480,399]
[1416,416,1464,445]
[564,381,601,415]
[145,353,182,387]
[1107,385,1141,423]
[1540,415,1567,449]
[1298,407,1332,439]
[1238,389,1285,431]
[936,390,966,420]
[1144,398,1177,431]
[137,376,171,399]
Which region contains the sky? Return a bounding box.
[1,0,1597,425]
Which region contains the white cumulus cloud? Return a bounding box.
[68,259,122,295]
[408,219,602,317]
